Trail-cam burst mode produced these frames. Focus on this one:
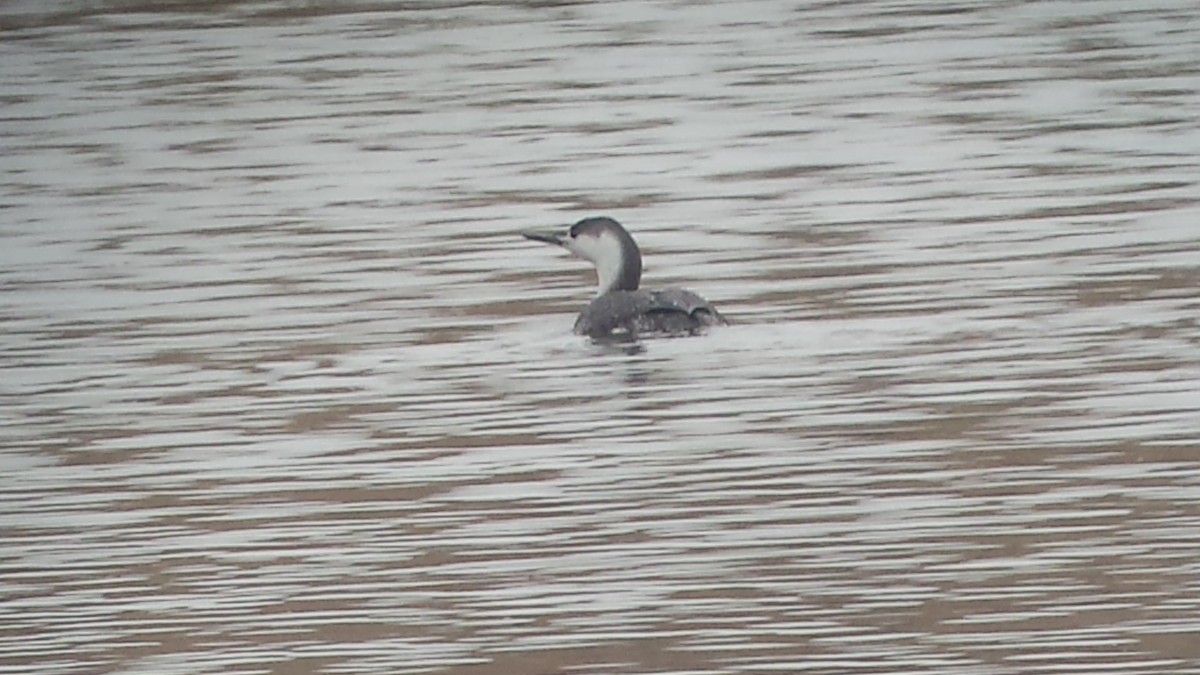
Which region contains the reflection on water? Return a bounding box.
[3,0,1199,673]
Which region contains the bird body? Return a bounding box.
[522,217,727,339]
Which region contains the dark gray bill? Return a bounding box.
[521,227,568,246]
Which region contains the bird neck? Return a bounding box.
[595,241,641,295]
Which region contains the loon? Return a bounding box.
[522,216,727,338]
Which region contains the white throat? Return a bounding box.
[566,231,627,296]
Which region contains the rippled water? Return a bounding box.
[3,1,1199,674]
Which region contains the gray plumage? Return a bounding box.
[522,216,728,339]
[573,288,726,338]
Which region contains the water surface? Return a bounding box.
[3,1,1199,674]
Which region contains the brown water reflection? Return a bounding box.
[3,1,1200,674]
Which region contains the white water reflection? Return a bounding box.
[3,1,1200,674]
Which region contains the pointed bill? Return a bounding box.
[521,227,569,246]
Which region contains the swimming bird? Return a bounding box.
[522,216,727,339]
